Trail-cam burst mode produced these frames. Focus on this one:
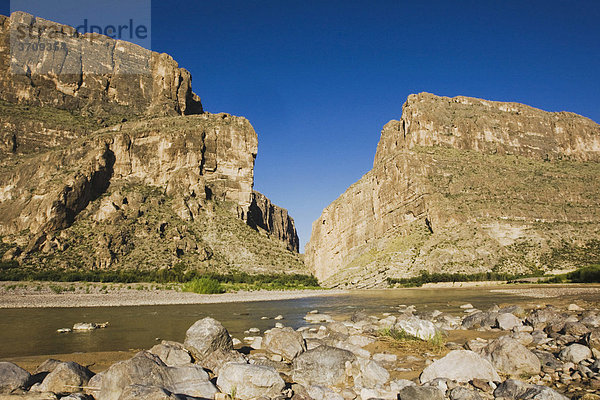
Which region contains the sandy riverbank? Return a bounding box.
[0,281,346,308]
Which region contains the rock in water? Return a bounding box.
[419,350,500,383]
[216,363,285,400]
[263,327,307,361]
[0,361,31,393]
[291,345,356,387]
[482,335,541,377]
[305,92,600,287]
[38,362,94,394]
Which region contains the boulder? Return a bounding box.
[449,387,482,400]
[306,385,345,400]
[481,336,540,376]
[397,386,444,400]
[60,395,93,400]
[355,359,389,388]
[166,365,218,399]
[291,345,356,387]
[201,348,247,376]
[94,352,172,400]
[216,363,285,400]
[561,321,590,336]
[586,329,600,351]
[263,327,306,361]
[0,362,31,393]
[395,316,438,340]
[93,351,216,400]
[420,350,500,383]
[0,393,58,399]
[149,341,192,367]
[183,318,233,362]
[116,385,186,400]
[532,350,563,371]
[558,343,592,364]
[526,308,565,331]
[496,313,521,331]
[493,379,568,400]
[39,362,94,394]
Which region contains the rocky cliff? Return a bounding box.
[0,12,203,156]
[306,93,600,287]
[0,13,303,274]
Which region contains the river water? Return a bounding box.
[0,286,593,358]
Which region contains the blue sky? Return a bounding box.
[4,1,600,251]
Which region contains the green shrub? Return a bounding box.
[387,270,544,287]
[182,278,224,294]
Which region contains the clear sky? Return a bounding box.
[3,1,600,251]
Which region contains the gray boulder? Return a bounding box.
[216,363,285,400]
[263,327,306,361]
[493,379,568,400]
[481,336,540,376]
[94,351,216,400]
[449,387,483,400]
[558,343,592,363]
[0,362,31,393]
[149,341,192,367]
[561,321,590,337]
[496,313,521,330]
[39,362,94,394]
[586,329,600,351]
[355,359,389,388]
[420,350,500,383]
[291,345,356,387]
[183,317,233,362]
[95,352,172,400]
[526,308,565,331]
[398,386,444,400]
[167,365,218,399]
[117,385,187,400]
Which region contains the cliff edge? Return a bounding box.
[306,93,600,287]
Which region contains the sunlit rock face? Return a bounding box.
[306,93,600,287]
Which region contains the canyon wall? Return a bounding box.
[306,93,600,287]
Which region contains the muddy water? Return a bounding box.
[0,286,595,358]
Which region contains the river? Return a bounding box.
[0,286,596,358]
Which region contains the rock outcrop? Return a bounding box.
[247,191,300,252]
[1,12,202,117]
[306,93,600,287]
[0,13,303,274]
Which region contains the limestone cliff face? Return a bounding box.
[306,93,600,287]
[0,13,302,273]
[0,12,202,117]
[247,191,300,252]
[0,12,203,156]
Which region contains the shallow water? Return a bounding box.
[0,286,591,358]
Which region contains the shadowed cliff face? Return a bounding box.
[247,191,300,252]
[306,93,600,287]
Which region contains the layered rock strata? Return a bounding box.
[306,93,600,287]
[0,13,302,273]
